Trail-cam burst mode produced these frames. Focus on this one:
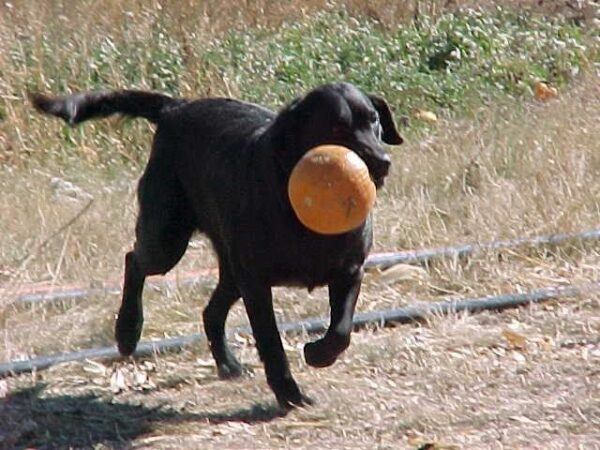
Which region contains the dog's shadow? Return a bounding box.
[1,383,284,448]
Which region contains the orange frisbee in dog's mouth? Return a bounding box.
[288,145,376,235]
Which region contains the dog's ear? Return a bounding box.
[269,97,307,172]
[286,95,317,122]
[368,95,403,145]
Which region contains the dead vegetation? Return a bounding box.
[2,290,599,448]
[1,72,599,449]
[1,0,600,448]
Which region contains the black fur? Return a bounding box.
[30,83,403,410]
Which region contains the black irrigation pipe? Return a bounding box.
[1,281,597,377]
[8,228,600,306]
[364,228,600,269]
[9,276,211,306]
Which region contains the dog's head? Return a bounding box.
[276,82,403,189]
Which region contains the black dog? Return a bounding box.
[30,82,403,410]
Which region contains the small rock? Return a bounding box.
[50,177,93,203]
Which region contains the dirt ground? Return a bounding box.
[1,289,599,449]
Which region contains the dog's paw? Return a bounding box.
[217,361,253,380]
[276,390,314,412]
[273,377,314,412]
[115,320,142,357]
[115,333,139,357]
[303,341,339,368]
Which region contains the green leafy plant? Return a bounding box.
[1,4,598,168]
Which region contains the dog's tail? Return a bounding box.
[28,90,179,125]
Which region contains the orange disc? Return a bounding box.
[288,145,376,235]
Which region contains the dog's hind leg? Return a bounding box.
[116,250,146,356]
[202,260,245,379]
[116,156,194,356]
[303,269,363,368]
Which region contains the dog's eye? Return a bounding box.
[371,114,382,140]
[368,111,378,124]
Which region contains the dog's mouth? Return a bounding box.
[362,154,390,190]
[372,175,386,189]
[349,147,390,190]
[367,164,388,189]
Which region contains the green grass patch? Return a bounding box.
[2,5,599,168]
[201,7,597,112]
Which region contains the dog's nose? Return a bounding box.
[374,153,391,177]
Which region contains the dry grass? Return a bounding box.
[1,72,599,449]
[2,292,599,448]
[0,0,573,47]
[1,1,600,448]
[376,75,600,251]
[3,74,600,358]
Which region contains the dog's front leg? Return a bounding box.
[241,282,313,410]
[304,268,363,368]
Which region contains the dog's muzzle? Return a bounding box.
[369,153,391,188]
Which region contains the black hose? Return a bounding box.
[1,282,595,377]
[364,228,600,269]
[10,276,207,305]
[9,228,600,305]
